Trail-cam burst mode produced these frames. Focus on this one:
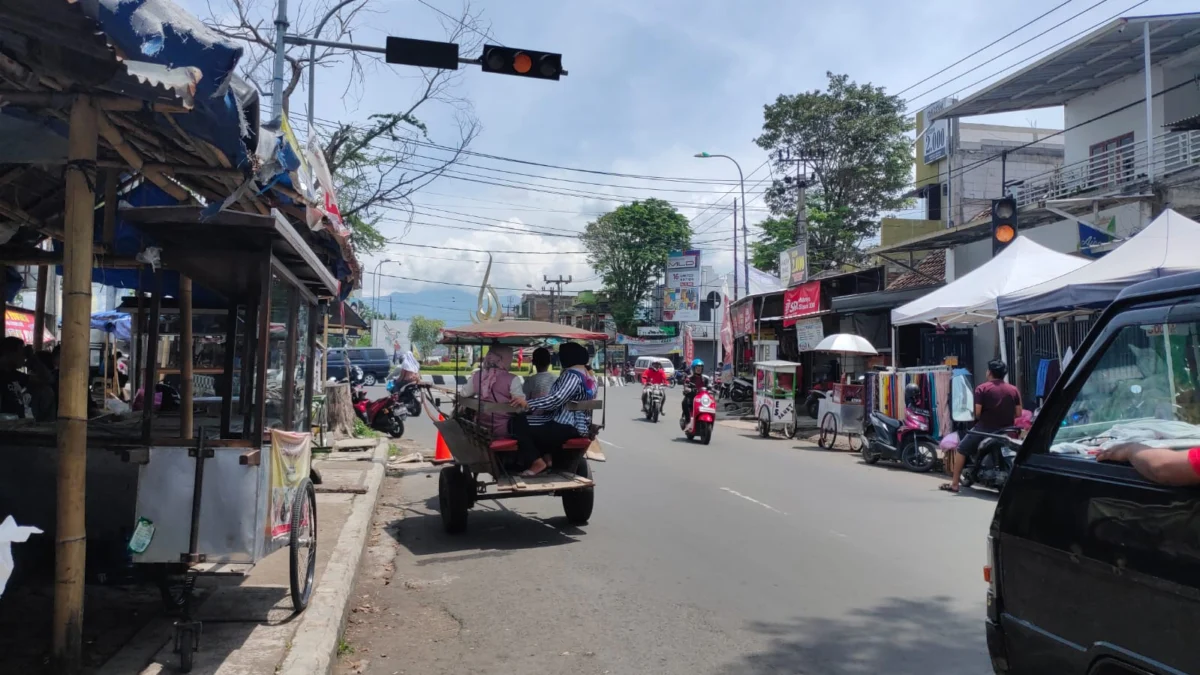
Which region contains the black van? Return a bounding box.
[987,271,1200,674]
[326,347,392,385]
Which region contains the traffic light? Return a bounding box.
[480,45,565,80]
[991,196,1018,256]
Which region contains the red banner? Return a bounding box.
[720,295,734,359]
[683,325,694,365]
[733,301,755,337]
[783,281,821,327]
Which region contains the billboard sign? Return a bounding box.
[781,244,808,287]
[667,249,701,271]
[637,325,677,337]
[783,281,821,326]
[662,287,700,322]
[921,97,956,165]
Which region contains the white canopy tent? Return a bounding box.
[891,236,1088,327]
[997,209,1200,320]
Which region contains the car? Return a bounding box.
[631,356,675,380]
[326,347,392,385]
[987,270,1200,675]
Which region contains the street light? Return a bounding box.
[694,152,748,300]
[372,258,401,316]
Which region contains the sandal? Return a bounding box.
[520,459,551,477]
[939,483,959,493]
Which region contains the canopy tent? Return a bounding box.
[891,236,1089,326]
[997,210,1200,319]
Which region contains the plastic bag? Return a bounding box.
[940,432,960,450]
[1015,409,1033,430]
[0,516,43,599]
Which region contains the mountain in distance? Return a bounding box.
[359,288,524,324]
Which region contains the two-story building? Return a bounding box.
[873,12,1200,385]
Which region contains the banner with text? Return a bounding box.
[667,249,701,271]
[795,317,825,352]
[783,281,821,327]
[781,244,808,287]
[683,325,694,364]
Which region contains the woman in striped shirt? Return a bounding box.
[517,342,596,476]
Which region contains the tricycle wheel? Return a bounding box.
[439,466,470,534]
[562,458,594,525]
[818,412,837,449]
[289,477,317,611]
[784,420,797,439]
[757,408,771,438]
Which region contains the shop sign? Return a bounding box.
[783,281,821,326]
[667,249,701,270]
[637,325,677,337]
[780,244,807,287]
[685,322,714,339]
[921,97,956,165]
[795,317,825,351]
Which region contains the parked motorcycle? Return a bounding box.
[389,379,424,417]
[680,383,716,444]
[860,384,938,472]
[359,391,408,438]
[958,427,1021,490]
[729,377,752,403]
[642,384,666,423]
[804,381,834,419]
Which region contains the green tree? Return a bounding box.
[755,72,912,268]
[750,200,856,275]
[408,315,445,358]
[581,199,691,334]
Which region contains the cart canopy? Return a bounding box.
[755,360,802,369]
[441,319,609,345]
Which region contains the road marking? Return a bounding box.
[599,439,622,448]
[720,487,787,515]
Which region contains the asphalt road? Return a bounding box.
[337,385,998,675]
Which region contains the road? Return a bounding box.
[337,385,998,675]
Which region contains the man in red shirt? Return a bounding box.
[641,361,668,411]
[1097,443,1200,485]
[943,359,1022,493]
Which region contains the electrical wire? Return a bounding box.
[384,241,590,255]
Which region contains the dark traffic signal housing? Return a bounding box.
[480,45,565,80]
[991,196,1018,256]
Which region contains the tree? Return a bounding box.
[755,72,913,268]
[409,315,445,357]
[581,199,691,334]
[203,0,486,254]
[749,199,856,275]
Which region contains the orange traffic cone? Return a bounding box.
[432,414,454,464]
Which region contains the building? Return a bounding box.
[518,292,574,323]
[873,12,1200,391]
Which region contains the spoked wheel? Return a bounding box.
[562,458,594,525]
[289,477,317,612]
[818,412,838,449]
[439,465,471,534]
[902,438,939,473]
[784,419,797,439]
[757,408,771,438]
[847,430,864,453]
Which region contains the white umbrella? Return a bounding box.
[814,333,877,356]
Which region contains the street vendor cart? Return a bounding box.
[433,320,607,534]
[754,360,801,439]
[810,333,876,450]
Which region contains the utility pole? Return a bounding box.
[777,148,810,282]
[732,199,739,300]
[544,274,572,323]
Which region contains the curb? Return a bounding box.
[278,438,389,675]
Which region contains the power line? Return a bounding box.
[384,241,589,255]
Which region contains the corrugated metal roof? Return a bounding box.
[935,13,1200,120]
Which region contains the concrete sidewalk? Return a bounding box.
[92,437,403,675]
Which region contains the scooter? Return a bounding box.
[861,385,938,473]
[681,384,716,445]
[389,379,424,417]
[958,427,1020,490]
[360,391,407,438]
[729,377,753,403]
[642,384,666,423]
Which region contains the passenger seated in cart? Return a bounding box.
[516,342,596,477]
[457,345,528,440]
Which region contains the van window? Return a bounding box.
[1049,319,1200,459]
[366,349,388,360]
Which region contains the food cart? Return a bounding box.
[808,333,875,450]
[433,320,607,534]
[754,360,801,438]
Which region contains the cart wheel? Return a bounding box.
[784,420,797,439]
[757,408,771,438]
[176,624,198,673]
[289,478,317,612]
[847,430,864,452]
[562,458,594,525]
[818,412,838,448]
[439,466,470,534]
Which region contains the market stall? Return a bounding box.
[811,333,873,449]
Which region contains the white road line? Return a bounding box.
[599,439,622,448]
[720,487,788,515]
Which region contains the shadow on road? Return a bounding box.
[385,494,583,560]
[719,596,989,675]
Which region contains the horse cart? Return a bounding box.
[431,320,608,534]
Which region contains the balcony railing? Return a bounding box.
[1010,130,1200,208]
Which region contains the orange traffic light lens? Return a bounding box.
[995,224,1016,243]
[513,52,532,74]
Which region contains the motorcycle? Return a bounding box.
[804,381,834,419]
[360,391,408,438]
[861,386,938,473]
[680,383,716,444]
[642,383,666,423]
[730,377,752,403]
[671,370,686,388]
[958,427,1021,490]
[389,379,424,417]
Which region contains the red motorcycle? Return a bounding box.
[680,383,716,445]
[357,391,407,438]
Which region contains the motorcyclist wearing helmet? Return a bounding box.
[641,360,668,409]
[681,358,711,421]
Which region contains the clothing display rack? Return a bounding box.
[864,365,955,440]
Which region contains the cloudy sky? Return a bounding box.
[189,0,1196,298]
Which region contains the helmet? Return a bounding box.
[650,361,662,369]
[904,383,921,405]
[691,358,704,368]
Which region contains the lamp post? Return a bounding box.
[694,152,748,299]
[307,0,363,139]
[372,258,401,317]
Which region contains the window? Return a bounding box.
[1088,133,1136,189]
[1049,319,1200,459]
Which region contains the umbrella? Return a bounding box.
[814,333,877,356]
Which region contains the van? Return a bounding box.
[632,356,675,380]
[326,347,392,385]
[988,271,1200,674]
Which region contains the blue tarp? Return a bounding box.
[91,311,132,341]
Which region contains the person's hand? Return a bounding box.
[1097,442,1150,463]
[509,396,528,410]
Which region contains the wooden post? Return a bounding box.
[33,265,47,350]
[321,308,329,382]
[180,275,194,439]
[54,94,97,675]
[219,302,237,438]
[101,169,118,250]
